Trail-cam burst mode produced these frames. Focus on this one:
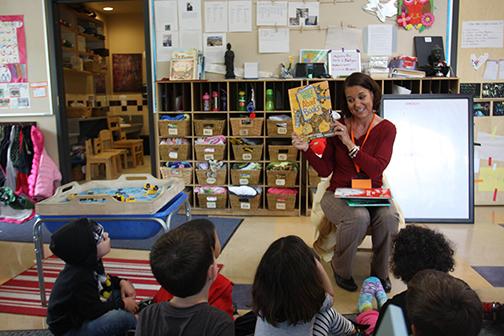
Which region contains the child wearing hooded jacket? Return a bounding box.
[47,218,138,336]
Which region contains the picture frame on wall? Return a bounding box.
[112,53,143,92]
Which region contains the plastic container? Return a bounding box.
[238,90,246,111]
[265,89,275,111]
[211,91,219,111]
[202,92,210,111]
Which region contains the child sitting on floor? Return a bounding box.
[252,235,356,336]
[354,277,388,335]
[136,220,233,335]
[152,218,234,318]
[47,218,138,336]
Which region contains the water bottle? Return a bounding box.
[265,89,275,111]
[202,92,210,111]
[211,91,219,111]
[238,91,246,111]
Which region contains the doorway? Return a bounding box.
[47,0,156,182]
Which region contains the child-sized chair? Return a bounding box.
[99,130,128,168]
[84,139,121,180]
[107,116,144,168]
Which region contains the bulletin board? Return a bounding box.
[0,1,52,116]
[152,0,451,79]
[382,95,474,223]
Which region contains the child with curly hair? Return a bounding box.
[373,225,455,335]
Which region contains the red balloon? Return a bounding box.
[309,138,326,156]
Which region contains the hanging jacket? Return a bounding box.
[4,126,17,190]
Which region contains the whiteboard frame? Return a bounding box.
[380,94,474,223]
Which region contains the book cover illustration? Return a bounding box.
[288,81,335,141]
[334,188,392,199]
[169,49,198,80]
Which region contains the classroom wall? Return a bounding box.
[154,0,450,80]
[456,0,504,82]
[0,0,59,164]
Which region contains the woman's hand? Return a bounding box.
[291,133,309,152]
[332,120,353,149]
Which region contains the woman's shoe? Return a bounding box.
[334,273,358,292]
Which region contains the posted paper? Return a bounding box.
[461,20,504,49]
[258,28,289,53]
[228,1,252,32]
[178,0,201,31]
[287,2,319,27]
[203,32,227,64]
[204,1,227,32]
[256,1,288,26]
[367,24,393,56]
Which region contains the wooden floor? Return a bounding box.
[0,206,503,330]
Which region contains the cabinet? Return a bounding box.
[156,78,460,216]
[461,81,504,205]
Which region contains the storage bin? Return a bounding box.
[267,192,297,211]
[194,144,226,161]
[230,169,261,185]
[229,193,261,210]
[268,145,298,161]
[196,168,227,185]
[266,119,293,136]
[232,144,263,161]
[194,119,225,136]
[160,166,192,185]
[197,192,227,209]
[159,119,190,137]
[266,170,297,187]
[159,143,190,161]
[230,117,264,136]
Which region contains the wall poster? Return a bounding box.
[112,54,143,92]
[0,15,27,83]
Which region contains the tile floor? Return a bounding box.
[0,206,503,330]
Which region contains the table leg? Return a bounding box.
[32,219,47,306]
[184,198,192,221]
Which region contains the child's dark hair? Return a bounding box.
[180,218,216,249]
[150,224,213,298]
[391,225,455,283]
[252,235,325,326]
[406,269,483,336]
[341,72,382,118]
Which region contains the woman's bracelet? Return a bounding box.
[348,145,360,158]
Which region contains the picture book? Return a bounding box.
[346,199,391,207]
[334,188,392,199]
[288,81,335,141]
[170,49,198,80]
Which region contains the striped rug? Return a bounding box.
[0,256,161,317]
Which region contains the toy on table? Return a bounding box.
[144,183,159,196]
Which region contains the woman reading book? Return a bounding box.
[292,72,400,293]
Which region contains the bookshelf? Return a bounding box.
[156,77,460,216]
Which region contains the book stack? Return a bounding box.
[334,188,392,207]
[390,68,426,78]
[169,49,205,80]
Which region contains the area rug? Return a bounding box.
[472,266,504,287]
[0,215,243,251]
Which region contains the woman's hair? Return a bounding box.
[252,235,325,326]
[391,225,455,283]
[341,72,382,118]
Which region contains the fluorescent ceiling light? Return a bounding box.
[103,7,114,11]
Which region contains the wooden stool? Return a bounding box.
[85,139,121,180]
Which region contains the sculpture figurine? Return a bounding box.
[225,43,235,79]
[425,45,450,77]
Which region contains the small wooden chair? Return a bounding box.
[85,139,121,180]
[99,129,128,169]
[107,116,144,168]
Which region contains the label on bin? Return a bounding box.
[276,178,286,186]
[206,177,216,184]
[169,128,178,135]
[207,196,217,201]
[169,152,178,159]
[240,202,251,209]
[207,202,216,208]
[278,154,287,161]
[242,153,252,160]
[276,202,286,210]
[240,129,249,135]
[204,129,213,136]
[205,148,215,153]
[239,178,249,185]
[204,154,215,160]
[278,127,287,134]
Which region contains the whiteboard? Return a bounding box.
[381,95,474,223]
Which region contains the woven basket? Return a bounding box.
[230,169,261,185]
[159,119,190,137]
[266,170,297,187]
[194,144,226,161]
[232,144,263,161]
[268,145,298,161]
[67,106,92,118]
[195,168,227,185]
[159,143,190,161]
[229,193,261,210]
[266,119,293,136]
[197,192,227,209]
[267,193,297,211]
[159,166,192,185]
[308,165,321,186]
[230,117,264,136]
[194,119,226,136]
